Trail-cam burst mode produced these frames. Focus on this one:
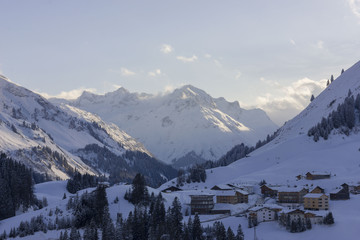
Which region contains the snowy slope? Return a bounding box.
[65,85,277,166]
[0,75,173,182]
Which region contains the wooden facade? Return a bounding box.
[216,190,249,204]
[310,186,325,194]
[190,195,214,215]
[161,186,182,193]
[278,188,308,204]
[261,185,278,198]
[330,183,350,200]
[306,172,331,180]
[304,193,329,210]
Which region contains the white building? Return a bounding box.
[248,206,282,223]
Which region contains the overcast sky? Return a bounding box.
[1,0,360,125]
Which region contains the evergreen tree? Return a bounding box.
[170,197,183,239]
[235,224,244,240]
[324,212,335,225]
[327,79,330,86]
[341,69,345,74]
[192,213,203,240]
[227,227,235,240]
[70,227,81,240]
[310,94,315,102]
[306,218,312,229]
[102,205,115,240]
[330,74,334,82]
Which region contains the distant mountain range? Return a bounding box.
[59,85,278,167]
[0,75,176,186]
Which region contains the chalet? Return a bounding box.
[211,184,233,191]
[280,209,324,225]
[310,186,325,194]
[228,183,255,194]
[330,183,350,200]
[304,212,324,225]
[215,190,249,204]
[261,185,278,198]
[248,206,282,223]
[190,194,214,215]
[277,187,309,204]
[306,172,331,180]
[304,193,329,210]
[279,209,305,223]
[161,186,182,193]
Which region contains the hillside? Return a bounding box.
[65,85,278,167]
[0,75,176,185]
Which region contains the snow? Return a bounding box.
[64,84,278,165]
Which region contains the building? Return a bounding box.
[261,185,278,198]
[190,195,214,215]
[306,172,331,180]
[248,206,282,223]
[228,183,255,194]
[215,190,249,204]
[278,187,309,204]
[161,186,182,193]
[310,186,325,194]
[304,193,329,210]
[211,184,233,191]
[304,212,324,225]
[330,183,350,200]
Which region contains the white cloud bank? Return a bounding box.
[256,78,327,125]
[38,87,97,100]
[148,69,162,77]
[176,55,198,63]
[348,0,360,18]
[160,44,173,54]
[120,67,136,76]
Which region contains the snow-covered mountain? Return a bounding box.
[162,60,360,189]
[65,85,278,167]
[0,75,176,184]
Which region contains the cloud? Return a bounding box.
[160,44,173,54]
[316,40,324,49]
[176,55,198,63]
[204,54,212,58]
[148,69,162,77]
[290,39,296,46]
[255,78,327,125]
[348,0,360,18]
[120,67,136,76]
[235,71,242,79]
[38,87,97,100]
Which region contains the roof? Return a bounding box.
[210,190,249,196]
[211,184,233,190]
[276,186,307,192]
[304,193,328,198]
[249,204,283,212]
[306,171,330,175]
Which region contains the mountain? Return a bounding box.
[162,60,360,189]
[66,85,278,167]
[0,75,176,185]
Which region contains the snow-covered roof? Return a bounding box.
[304,193,328,198]
[210,189,249,196]
[276,186,307,192]
[249,204,283,212]
[211,184,233,190]
[306,171,330,175]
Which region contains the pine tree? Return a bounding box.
[192,213,203,240]
[331,74,334,82]
[306,218,312,229]
[102,205,115,240]
[235,224,244,240]
[170,197,183,239]
[227,227,235,240]
[327,79,330,86]
[341,69,345,74]
[310,94,315,102]
[70,227,81,240]
[324,212,335,225]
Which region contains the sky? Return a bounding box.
[0,0,360,125]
